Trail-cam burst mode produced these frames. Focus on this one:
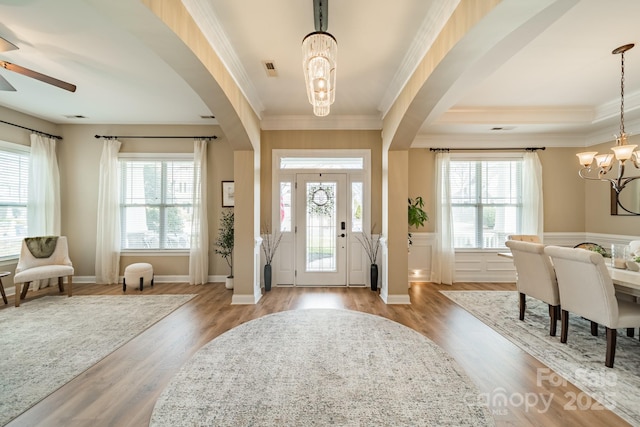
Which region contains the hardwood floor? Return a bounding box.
[3,282,629,427]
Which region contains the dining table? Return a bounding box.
[498,251,640,298]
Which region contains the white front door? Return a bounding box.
[295,173,347,286]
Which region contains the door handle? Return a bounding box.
[339,233,346,238]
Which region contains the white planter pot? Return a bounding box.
[225,276,234,289]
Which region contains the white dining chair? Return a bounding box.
[544,245,640,368]
[505,240,560,336]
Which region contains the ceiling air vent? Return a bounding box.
[262,60,278,77]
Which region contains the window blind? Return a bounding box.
[450,159,522,249]
[0,145,29,258]
[120,159,194,250]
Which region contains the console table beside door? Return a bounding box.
[498,252,640,298]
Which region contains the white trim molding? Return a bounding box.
[231,293,262,305]
[408,233,436,283]
[405,232,638,284]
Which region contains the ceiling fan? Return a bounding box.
[0,36,76,92]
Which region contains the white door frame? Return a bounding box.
[271,149,371,287]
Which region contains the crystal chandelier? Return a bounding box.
[302,0,337,117]
[576,43,640,193]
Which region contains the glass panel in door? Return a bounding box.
[296,173,347,286]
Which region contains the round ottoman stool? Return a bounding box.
[123,263,154,292]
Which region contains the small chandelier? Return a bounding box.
[576,43,640,193]
[302,0,337,117]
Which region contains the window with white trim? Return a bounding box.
[120,157,194,250]
[0,141,29,259]
[450,157,522,249]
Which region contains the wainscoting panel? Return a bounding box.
[408,233,435,282]
[455,252,516,283]
[405,232,640,283]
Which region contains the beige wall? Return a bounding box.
[407,147,590,234]
[260,130,383,234]
[585,136,640,234]
[538,147,586,232]
[60,124,232,278]
[0,107,63,289]
[3,104,640,287]
[408,149,435,233]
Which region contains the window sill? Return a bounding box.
[454,248,506,253]
[120,250,189,257]
[0,257,18,267]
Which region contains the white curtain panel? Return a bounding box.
[189,139,209,285]
[27,133,60,236]
[522,151,544,240]
[95,139,122,285]
[431,152,455,285]
[27,134,61,290]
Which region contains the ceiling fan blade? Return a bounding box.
[0,60,76,92]
[0,36,18,52]
[0,73,16,91]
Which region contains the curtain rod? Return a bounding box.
[94,134,217,140]
[429,147,545,152]
[0,120,63,140]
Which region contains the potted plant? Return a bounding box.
[356,226,381,291]
[261,224,283,292]
[408,196,429,246]
[214,209,234,289]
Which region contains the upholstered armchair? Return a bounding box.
[505,240,560,335]
[13,236,74,307]
[544,245,640,368]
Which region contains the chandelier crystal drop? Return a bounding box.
[576,43,640,193]
[302,0,336,117]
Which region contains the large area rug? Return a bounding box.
[0,294,194,426]
[150,308,494,426]
[441,290,640,426]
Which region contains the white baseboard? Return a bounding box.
[231,293,262,305]
[3,275,230,296]
[60,274,228,285]
[380,292,411,304]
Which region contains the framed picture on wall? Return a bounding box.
[222,181,235,207]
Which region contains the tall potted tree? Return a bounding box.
[214,209,234,289]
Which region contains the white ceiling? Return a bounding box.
[2,0,640,148]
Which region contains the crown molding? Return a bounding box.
[261,115,382,131]
[181,0,264,118]
[437,106,595,124]
[378,0,460,116]
[411,132,586,149]
[584,116,640,146]
[593,90,640,124]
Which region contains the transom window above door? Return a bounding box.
[280,157,363,169]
